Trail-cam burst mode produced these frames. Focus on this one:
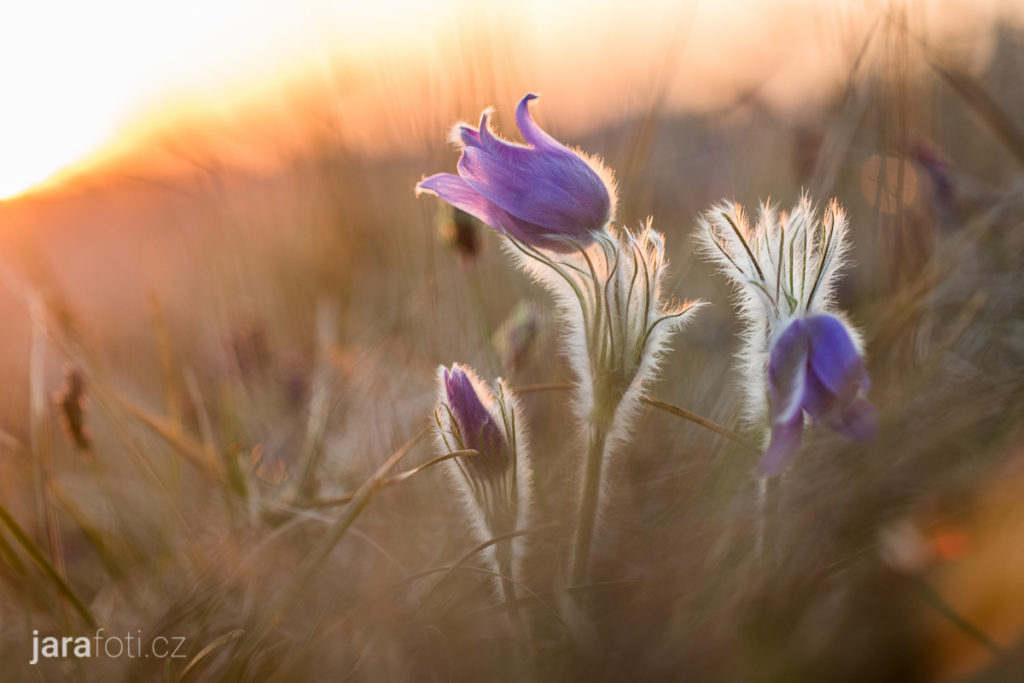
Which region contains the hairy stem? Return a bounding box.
[756,475,780,565]
[495,541,531,659]
[570,417,609,588]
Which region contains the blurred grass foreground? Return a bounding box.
[1,2,1024,681]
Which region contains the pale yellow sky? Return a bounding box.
[0,0,1016,200]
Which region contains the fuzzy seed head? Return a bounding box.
[508,222,705,448]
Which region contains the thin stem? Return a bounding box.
[428,524,558,598]
[570,419,608,588]
[926,54,1024,168]
[755,477,767,560]
[228,428,426,676]
[912,576,1005,657]
[296,449,477,509]
[639,304,696,359]
[0,503,96,628]
[294,300,338,504]
[511,383,757,454]
[756,475,781,566]
[642,397,760,453]
[508,237,593,342]
[513,382,573,393]
[602,244,622,365]
[28,296,63,577]
[494,541,530,658]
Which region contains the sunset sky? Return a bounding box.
[0,0,1016,200]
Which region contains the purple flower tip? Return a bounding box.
[417,94,615,252]
[443,365,507,459]
[760,314,878,477]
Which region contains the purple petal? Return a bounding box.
[826,396,879,442]
[456,123,483,149]
[515,93,564,151]
[803,370,877,440]
[444,366,505,455]
[805,315,870,398]
[768,318,810,425]
[801,369,837,424]
[799,316,879,444]
[417,173,514,235]
[466,97,610,233]
[457,146,605,240]
[760,415,804,477]
[417,173,572,249]
[477,109,506,153]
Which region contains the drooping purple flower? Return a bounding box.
[442,365,510,479]
[416,93,615,252]
[761,314,878,477]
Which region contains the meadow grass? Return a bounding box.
[0,7,1023,682]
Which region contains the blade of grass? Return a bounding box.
[294,299,339,504]
[28,294,65,577]
[513,382,758,453]
[149,293,184,489]
[149,293,184,441]
[51,483,131,584]
[227,427,428,677]
[642,397,760,453]
[927,54,1024,167]
[911,575,1005,657]
[112,390,225,485]
[301,449,477,509]
[0,428,25,455]
[428,523,559,600]
[178,629,245,683]
[0,502,96,628]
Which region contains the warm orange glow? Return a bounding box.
[0,0,1016,200]
[0,0,332,199]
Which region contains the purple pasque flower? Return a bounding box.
[761,314,878,477]
[435,363,528,552]
[416,93,615,252]
[442,365,510,478]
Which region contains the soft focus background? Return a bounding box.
[2,0,1024,680]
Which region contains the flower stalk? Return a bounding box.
[571,417,609,587]
[510,226,704,586]
[699,195,878,559]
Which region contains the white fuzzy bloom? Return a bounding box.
[697,194,864,429]
[507,222,705,450]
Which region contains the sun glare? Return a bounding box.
[0,0,348,200]
[0,0,1014,201]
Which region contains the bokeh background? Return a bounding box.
[1,0,1024,680]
